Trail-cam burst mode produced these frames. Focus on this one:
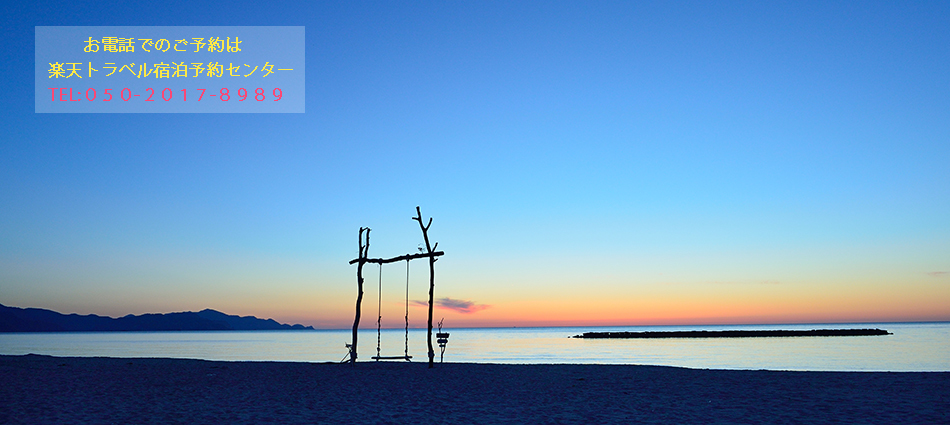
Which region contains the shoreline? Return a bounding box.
[3,354,948,424]
[3,320,949,333]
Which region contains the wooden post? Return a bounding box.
[412,206,438,368]
[350,227,369,363]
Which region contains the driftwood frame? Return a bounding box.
[347,206,445,368]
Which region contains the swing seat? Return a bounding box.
[371,355,413,361]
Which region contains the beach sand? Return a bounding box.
[2,354,947,424]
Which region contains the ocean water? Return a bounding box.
[1,322,948,371]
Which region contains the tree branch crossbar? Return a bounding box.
[348,251,444,265]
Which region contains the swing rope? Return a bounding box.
[405,259,410,358]
[376,263,382,360]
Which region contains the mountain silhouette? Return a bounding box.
[0,304,314,332]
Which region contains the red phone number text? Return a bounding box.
[47,87,283,102]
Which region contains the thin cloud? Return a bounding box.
[410,297,490,314]
[704,280,781,285]
[926,271,948,277]
[663,280,781,285]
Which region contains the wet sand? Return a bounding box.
[2,354,947,424]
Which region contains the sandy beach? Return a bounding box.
[2,354,947,424]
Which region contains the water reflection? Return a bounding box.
[1,323,947,371]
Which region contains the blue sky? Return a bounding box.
[1,1,948,327]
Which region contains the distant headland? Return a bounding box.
[0,304,314,332]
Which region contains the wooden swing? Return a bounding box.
[371,260,412,361]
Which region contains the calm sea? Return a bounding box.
[1,323,947,371]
